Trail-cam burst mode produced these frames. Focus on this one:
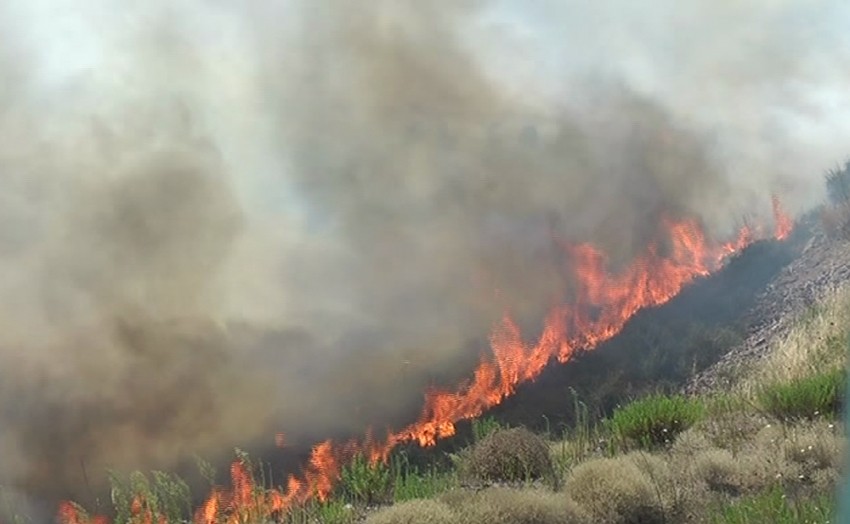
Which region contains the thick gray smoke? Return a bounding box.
[0,0,849,512]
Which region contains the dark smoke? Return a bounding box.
[0,0,849,513]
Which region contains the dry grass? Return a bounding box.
[363,499,456,524]
[739,285,850,396]
[441,487,588,524]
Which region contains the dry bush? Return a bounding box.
[692,448,741,494]
[363,498,456,524]
[668,428,713,457]
[735,424,793,493]
[693,408,770,453]
[783,421,845,494]
[564,454,667,524]
[458,427,555,485]
[441,487,588,524]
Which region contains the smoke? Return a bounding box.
[0,0,849,510]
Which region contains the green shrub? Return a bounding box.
[756,368,845,421]
[458,427,555,485]
[710,486,834,523]
[471,415,505,442]
[338,453,393,505]
[391,455,456,502]
[606,394,705,449]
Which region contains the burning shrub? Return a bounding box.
[338,453,393,506]
[756,368,845,422]
[442,486,589,524]
[606,394,705,449]
[363,499,456,524]
[564,454,666,524]
[457,427,555,485]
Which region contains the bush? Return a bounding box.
[442,487,588,524]
[606,394,705,449]
[756,368,845,421]
[363,499,456,524]
[565,454,666,524]
[457,427,555,485]
[338,453,393,505]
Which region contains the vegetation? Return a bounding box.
[756,368,845,421]
[337,453,393,505]
[606,393,705,449]
[710,486,834,524]
[456,427,555,485]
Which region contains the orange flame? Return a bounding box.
[58,200,795,524]
[772,194,793,241]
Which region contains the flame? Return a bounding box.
[772,194,793,241]
[57,200,795,524]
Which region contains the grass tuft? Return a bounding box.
[606,394,705,449]
[756,368,845,422]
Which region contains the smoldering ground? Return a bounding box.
[0,0,849,513]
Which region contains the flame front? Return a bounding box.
[57,204,794,524]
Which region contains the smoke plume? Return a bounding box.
[0,0,849,511]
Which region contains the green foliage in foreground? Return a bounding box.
[109,470,191,524]
[336,451,456,506]
[757,368,845,422]
[337,453,393,505]
[711,486,835,524]
[606,393,705,449]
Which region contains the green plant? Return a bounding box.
[390,453,455,502]
[109,470,191,524]
[471,415,504,442]
[710,486,834,523]
[756,368,845,421]
[338,453,392,505]
[286,499,358,524]
[606,393,705,449]
[458,427,555,485]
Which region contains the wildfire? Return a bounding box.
[56,201,795,524]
